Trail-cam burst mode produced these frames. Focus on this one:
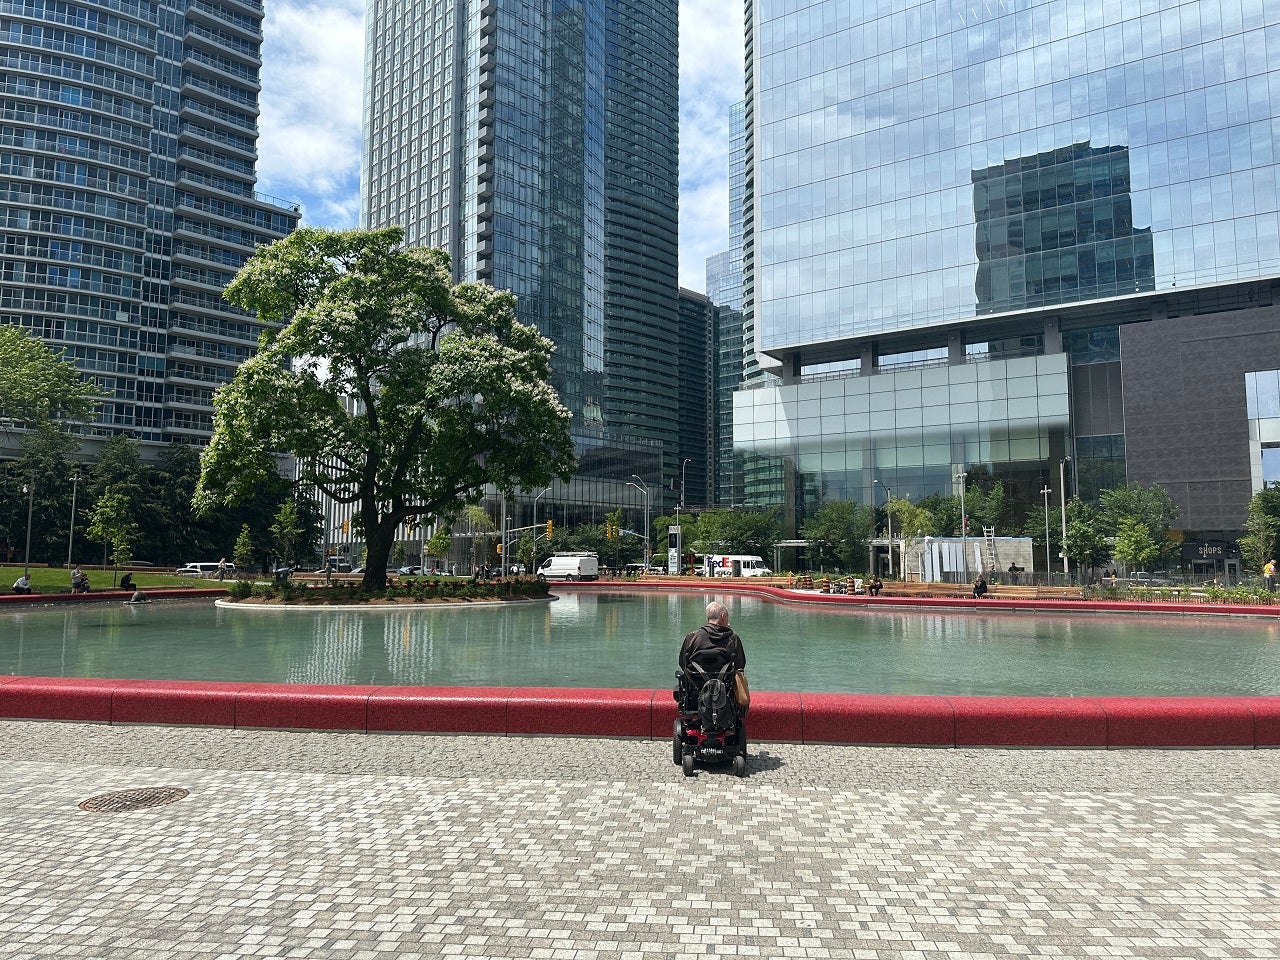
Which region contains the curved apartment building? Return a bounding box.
[0,0,297,452]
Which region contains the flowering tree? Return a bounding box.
[194,227,576,590]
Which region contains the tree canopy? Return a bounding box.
[801,500,875,572]
[0,325,100,430]
[195,227,576,589]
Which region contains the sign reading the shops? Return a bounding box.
[1180,540,1239,561]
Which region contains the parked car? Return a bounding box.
[397,565,422,576]
[177,561,235,577]
[1129,571,1171,586]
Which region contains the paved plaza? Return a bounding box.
[0,721,1277,959]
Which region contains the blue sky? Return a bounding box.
[255,0,745,293]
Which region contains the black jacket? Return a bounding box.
[679,621,746,677]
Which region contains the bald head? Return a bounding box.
[706,600,729,624]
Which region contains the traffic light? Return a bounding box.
[342,519,349,535]
[496,543,502,554]
[546,519,553,538]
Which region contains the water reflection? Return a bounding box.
[1,595,1278,696]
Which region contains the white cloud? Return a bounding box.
[257,0,365,227]
[255,0,746,288]
[678,0,745,291]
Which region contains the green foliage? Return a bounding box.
[801,500,875,572]
[0,325,101,429]
[233,524,254,572]
[1237,509,1279,574]
[1099,482,1180,563]
[425,527,453,560]
[1062,496,1111,571]
[195,227,576,591]
[270,498,302,565]
[692,508,781,557]
[1112,516,1161,571]
[226,575,551,604]
[85,488,138,580]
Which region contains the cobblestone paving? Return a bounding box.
[0,722,1277,959]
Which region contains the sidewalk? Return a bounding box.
[0,721,1276,959]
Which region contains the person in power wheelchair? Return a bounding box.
[673,600,748,777]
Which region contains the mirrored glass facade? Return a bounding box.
[752,0,1280,350]
[739,0,1280,548]
[363,0,679,509]
[362,0,678,525]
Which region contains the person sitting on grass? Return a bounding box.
[12,574,32,595]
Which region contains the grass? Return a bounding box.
[1,565,219,594]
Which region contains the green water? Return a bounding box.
[3,592,1279,695]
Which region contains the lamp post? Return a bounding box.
[1059,457,1071,579]
[627,476,650,567]
[22,480,34,579]
[533,486,551,569]
[1040,485,1052,583]
[874,479,893,577]
[66,472,79,569]
[675,458,690,573]
[955,470,967,583]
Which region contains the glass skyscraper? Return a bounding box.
[738,0,1280,557]
[0,0,298,453]
[361,0,677,520]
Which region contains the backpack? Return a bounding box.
[698,677,733,730]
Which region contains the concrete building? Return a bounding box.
[360,0,678,535]
[737,0,1280,566]
[0,0,299,455]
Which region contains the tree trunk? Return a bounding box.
[362,519,396,591]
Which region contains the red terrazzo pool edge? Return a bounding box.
[0,677,1276,747]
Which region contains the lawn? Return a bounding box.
[1,565,222,595]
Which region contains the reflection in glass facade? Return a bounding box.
[1246,368,1280,490]
[752,0,1280,349]
[740,0,1280,547]
[734,354,1069,512]
[362,0,678,514]
[0,0,299,450]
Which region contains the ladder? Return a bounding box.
[983,526,997,572]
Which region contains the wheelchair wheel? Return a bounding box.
[681,752,695,777]
[733,754,747,778]
[672,720,683,765]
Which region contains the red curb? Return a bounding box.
[0,676,116,722]
[950,696,1108,747]
[1097,696,1256,747]
[1241,696,1280,746]
[506,686,652,737]
[112,679,243,727]
[0,676,1276,748]
[801,693,955,745]
[368,685,510,734]
[0,587,227,605]
[233,683,378,731]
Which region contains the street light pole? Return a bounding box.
[533,486,551,570]
[22,480,34,579]
[66,472,79,569]
[955,470,967,583]
[1041,485,1052,583]
[627,476,650,567]
[874,479,893,578]
[1059,457,1071,579]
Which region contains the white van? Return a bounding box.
[537,552,599,581]
[177,561,235,577]
[703,554,772,577]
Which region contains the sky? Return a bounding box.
[255,0,745,294]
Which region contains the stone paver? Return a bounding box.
[0,722,1277,959]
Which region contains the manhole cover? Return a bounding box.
[78,787,189,813]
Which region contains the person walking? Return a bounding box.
[217,557,228,581]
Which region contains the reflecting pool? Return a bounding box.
[3,592,1279,695]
